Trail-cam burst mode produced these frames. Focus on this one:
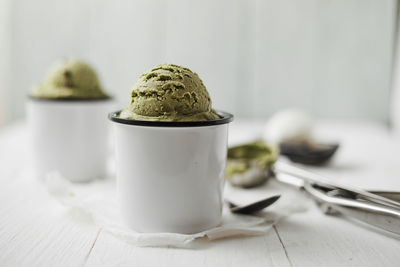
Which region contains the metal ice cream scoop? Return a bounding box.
[274,161,400,235]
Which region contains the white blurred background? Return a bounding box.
[0,0,399,127]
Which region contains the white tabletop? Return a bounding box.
[1,120,400,267]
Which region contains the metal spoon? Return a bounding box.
[227,195,281,214]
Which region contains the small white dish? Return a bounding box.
[109,111,233,234]
[27,97,114,182]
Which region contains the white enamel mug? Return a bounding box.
[27,98,114,182]
[109,111,233,234]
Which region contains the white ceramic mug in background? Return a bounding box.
[27,98,113,182]
[109,111,233,234]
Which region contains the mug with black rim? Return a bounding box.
[109,110,233,234]
[27,96,114,182]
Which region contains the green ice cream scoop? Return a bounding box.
[226,141,278,178]
[31,59,109,100]
[226,141,279,188]
[119,64,220,122]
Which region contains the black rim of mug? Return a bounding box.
[109,110,234,127]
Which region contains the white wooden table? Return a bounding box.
[1,120,400,267]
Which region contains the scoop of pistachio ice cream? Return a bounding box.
[119,64,220,122]
[31,59,109,99]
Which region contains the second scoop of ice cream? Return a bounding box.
[119,64,220,122]
[31,59,109,100]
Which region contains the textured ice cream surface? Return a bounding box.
[119,64,221,122]
[31,59,109,100]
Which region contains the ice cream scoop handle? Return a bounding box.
[331,203,400,235]
[304,183,400,235]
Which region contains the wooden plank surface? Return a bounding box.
[1,121,400,266]
[0,124,100,266]
[276,206,400,267]
[85,230,291,267]
[0,177,101,267]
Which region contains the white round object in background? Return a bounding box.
[262,109,313,145]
